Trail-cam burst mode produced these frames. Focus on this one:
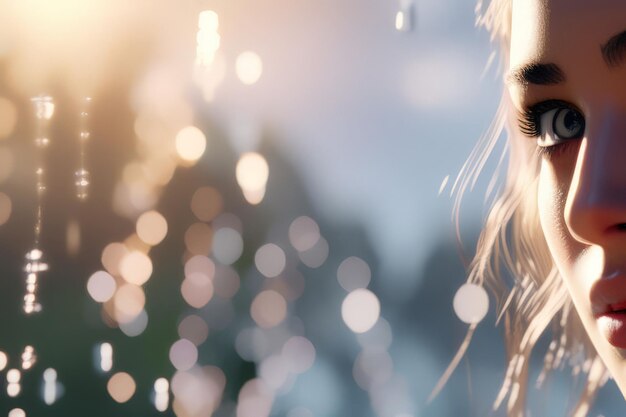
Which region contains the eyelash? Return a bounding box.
[517,99,583,157]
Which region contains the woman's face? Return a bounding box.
[508,0,626,392]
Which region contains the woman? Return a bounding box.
[451,0,626,415]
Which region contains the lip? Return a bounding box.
[590,271,626,348]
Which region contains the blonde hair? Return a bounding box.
[439,0,610,415]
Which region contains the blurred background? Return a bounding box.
[0,0,622,416]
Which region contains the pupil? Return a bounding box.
[564,110,580,131]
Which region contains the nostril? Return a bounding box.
[618,224,626,231]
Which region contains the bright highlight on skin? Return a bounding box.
[342,289,381,333]
[235,51,263,85]
[453,283,489,324]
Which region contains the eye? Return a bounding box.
[537,105,585,148]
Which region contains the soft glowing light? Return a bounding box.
[0,351,7,371]
[21,346,36,370]
[114,284,146,323]
[237,379,274,417]
[178,315,209,346]
[136,210,168,246]
[169,339,198,371]
[236,51,263,85]
[184,222,213,255]
[255,244,286,278]
[288,216,320,252]
[241,187,266,205]
[236,152,269,193]
[107,372,136,403]
[259,355,290,391]
[212,227,244,265]
[184,255,215,279]
[0,192,10,226]
[8,409,25,417]
[120,251,153,285]
[31,95,54,120]
[7,369,21,397]
[337,256,371,291]
[342,289,381,333]
[154,377,170,412]
[453,283,489,324]
[101,242,128,276]
[191,186,223,222]
[0,97,17,139]
[181,273,214,308]
[298,237,329,268]
[7,369,20,383]
[119,309,149,337]
[282,336,316,374]
[395,0,415,32]
[251,290,287,328]
[43,368,58,405]
[198,10,219,31]
[99,342,113,372]
[87,270,117,303]
[176,126,206,163]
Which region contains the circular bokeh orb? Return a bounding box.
[453,283,489,324]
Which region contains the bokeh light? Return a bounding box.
[119,309,149,337]
[255,243,286,278]
[175,126,206,163]
[236,152,269,205]
[99,342,113,372]
[136,210,168,246]
[8,409,25,417]
[237,378,273,417]
[341,289,381,333]
[337,256,371,291]
[120,251,153,285]
[181,273,214,308]
[154,377,170,412]
[191,186,223,222]
[282,336,316,374]
[107,372,136,403]
[113,284,146,323]
[235,51,263,85]
[212,227,244,265]
[251,290,287,328]
[178,314,209,346]
[288,216,320,252]
[298,237,329,268]
[185,223,213,255]
[101,242,129,276]
[453,283,489,324]
[87,270,117,303]
[169,339,198,371]
[0,351,7,371]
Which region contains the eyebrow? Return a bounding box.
[601,29,626,67]
[506,63,565,86]
[507,28,626,86]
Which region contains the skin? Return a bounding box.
[509,0,626,395]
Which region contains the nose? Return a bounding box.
[564,106,626,246]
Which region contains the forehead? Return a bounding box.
[510,0,626,70]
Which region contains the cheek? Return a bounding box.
[537,162,571,269]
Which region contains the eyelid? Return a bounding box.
[518,99,583,138]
